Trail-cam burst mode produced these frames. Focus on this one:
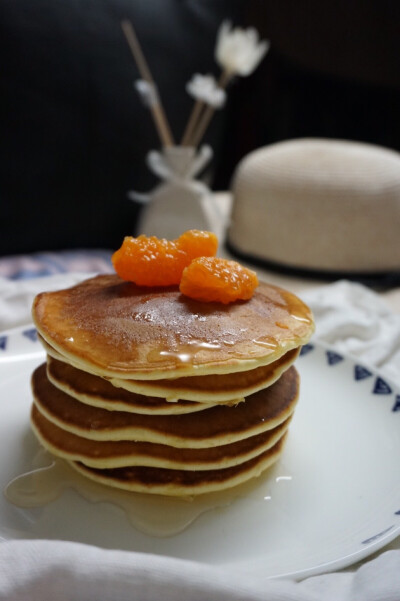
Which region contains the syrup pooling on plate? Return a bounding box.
[4,453,272,537]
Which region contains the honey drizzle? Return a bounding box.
[4,452,262,538]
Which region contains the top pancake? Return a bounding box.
[32,274,314,380]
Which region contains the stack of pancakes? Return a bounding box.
[31,274,314,496]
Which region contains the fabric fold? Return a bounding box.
[0,540,399,601]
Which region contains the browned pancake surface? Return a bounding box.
[47,356,208,414]
[47,348,299,406]
[71,434,287,493]
[32,363,299,446]
[139,348,299,392]
[33,275,314,378]
[31,403,291,469]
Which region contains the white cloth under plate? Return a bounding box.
[0,273,89,332]
[0,274,399,600]
[0,541,399,601]
[302,280,400,384]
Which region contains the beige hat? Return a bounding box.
[227,138,400,281]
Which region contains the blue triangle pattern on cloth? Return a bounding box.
[373,377,392,395]
[0,336,7,351]
[392,396,400,412]
[354,365,373,381]
[395,510,400,515]
[326,350,344,366]
[22,328,38,342]
[300,343,314,356]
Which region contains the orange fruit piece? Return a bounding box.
[112,230,218,286]
[180,257,259,304]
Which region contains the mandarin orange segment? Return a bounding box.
[112,230,218,286]
[180,257,259,304]
[178,229,218,259]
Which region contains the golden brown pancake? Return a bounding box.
[30,272,314,497]
[32,274,314,379]
[31,403,291,470]
[32,363,299,448]
[69,433,288,496]
[107,347,300,403]
[46,347,299,406]
[46,356,211,415]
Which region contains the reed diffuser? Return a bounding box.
[121,19,269,238]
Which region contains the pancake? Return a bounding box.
[46,356,212,415]
[31,403,291,470]
[30,271,313,497]
[32,363,299,448]
[46,347,299,406]
[32,274,314,380]
[108,347,300,403]
[69,433,288,496]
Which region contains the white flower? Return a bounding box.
[186,74,226,108]
[215,21,269,76]
[134,79,159,108]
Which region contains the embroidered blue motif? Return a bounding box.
[300,344,314,356]
[373,377,392,395]
[22,328,38,342]
[326,350,344,365]
[0,336,7,351]
[392,396,400,412]
[354,365,373,381]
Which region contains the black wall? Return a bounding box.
[1,0,399,255]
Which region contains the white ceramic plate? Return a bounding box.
[0,326,399,579]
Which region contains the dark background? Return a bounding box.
[1,0,399,256]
